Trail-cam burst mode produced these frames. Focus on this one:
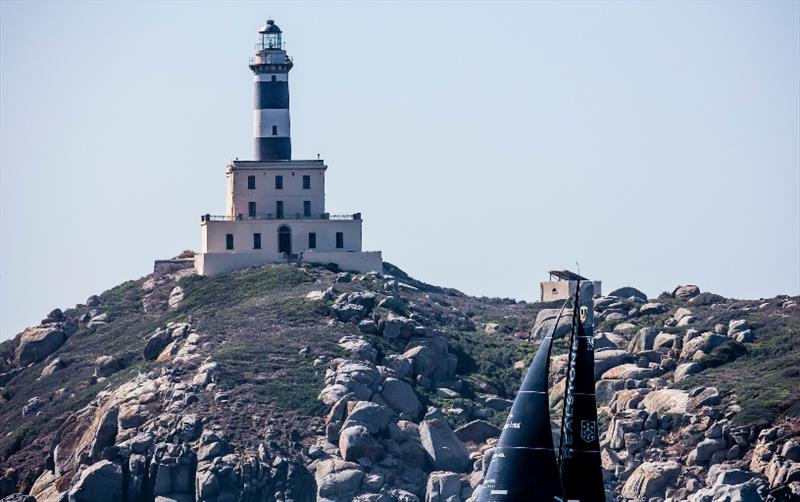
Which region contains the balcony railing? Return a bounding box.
[248,52,293,66]
[254,41,288,52]
[201,212,361,222]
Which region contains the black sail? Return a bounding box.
[559,281,605,501]
[477,303,567,502]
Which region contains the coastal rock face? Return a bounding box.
[642,389,689,414]
[594,350,634,379]
[673,284,701,299]
[629,327,659,353]
[343,401,393,434]
[1,264,798,502]
[381,378,422,419]
[530,309,573,340]
[339,424,383,461]
[453,420,500,446]
[143,329,171,360]
[674,361,703,381]
[419,418,471,473]
[67,460,123,502]
[680,332,728,361]
[315,458,365,499]
[621,461,680,499]
[425,471,462,502]
[15,325,69,366]
[608,287,648,302]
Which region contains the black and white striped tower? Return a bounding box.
[249,19,293,161]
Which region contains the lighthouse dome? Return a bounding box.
[259,19,282,34]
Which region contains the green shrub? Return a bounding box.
[177,265,315,313]
[448,330,535,398]
[214,336,328,416]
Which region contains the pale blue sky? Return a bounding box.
[1,1,799,339]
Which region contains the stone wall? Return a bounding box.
[153,258,195,277]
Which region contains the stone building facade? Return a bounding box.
[195,20,381,276]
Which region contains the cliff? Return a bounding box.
[0,260,798,501]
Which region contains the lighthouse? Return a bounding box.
[250,19,292,161]
[194,20,382,276]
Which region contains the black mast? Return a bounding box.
[477,300,569,502]
[558,281,605,501]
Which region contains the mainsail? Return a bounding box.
[478,279,605,502]
[477,300,569,501]
[559,281,605,501]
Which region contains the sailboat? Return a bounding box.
[478,280,605,502]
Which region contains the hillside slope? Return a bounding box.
[0,261,798,502]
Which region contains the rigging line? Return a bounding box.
[545,292,573,447]
[558,279,582,474]
[535,293,572,402]
[545,295,572,343]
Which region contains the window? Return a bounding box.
[271,75,277,82]
[336,232,344,249]
[248,201,256,218]
[226,234,234,250]
[303,201,311,217]
[302,175,311,189]
[272,125,278,136]
[247,175,255,189]
[276,201,284,219]
[253,233,262,249]
[308,232,316,249]
[275,175,283,189]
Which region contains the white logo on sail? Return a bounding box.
[581,420,596,443]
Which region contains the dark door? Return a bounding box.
[278,226,291,254]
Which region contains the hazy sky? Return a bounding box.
[1,1,799,340]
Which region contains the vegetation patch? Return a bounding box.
[177,265,315,313]
[448,329,534,398]
[101,280,146,319]
[268,297,329,324]
[251,361,327,416]
[0,421,40,460]
[213,326,338,416]
[679,323,800,425]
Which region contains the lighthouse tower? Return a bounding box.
[193,20,382,277]
[250,19,292,161]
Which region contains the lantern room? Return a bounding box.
[258,19,283,50]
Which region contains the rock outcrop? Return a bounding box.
[420,418,470,473]
[621,461,680,499]
[15,324,72,366]
[1,266,798,502]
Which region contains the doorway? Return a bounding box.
[278,226,291,254]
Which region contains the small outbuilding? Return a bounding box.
[540,270,602,302]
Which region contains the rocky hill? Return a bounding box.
[0,260,798,502]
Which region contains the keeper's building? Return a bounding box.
[195,20,381,276]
